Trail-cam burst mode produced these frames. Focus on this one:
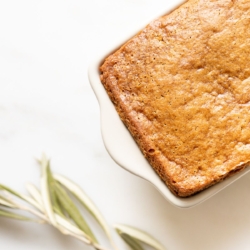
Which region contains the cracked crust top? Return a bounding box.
[100,0,250,197]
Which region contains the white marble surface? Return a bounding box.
[1,0,250,249]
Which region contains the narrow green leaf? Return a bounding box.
[39,154,57,226]
[53,205,67,219]
[54,174,111,240]
[114,224,166,250]
[54,214,97,246]
[120,233,144,250]
[55,213,89,238]
[25,183,44,210]
[54,182,98,243]
[0,185,22,199]
[46,165,65,218]
[0,184,41,210]
[0,208,31,221]
[0,196,16,208]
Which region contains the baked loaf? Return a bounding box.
[100,0,250,197]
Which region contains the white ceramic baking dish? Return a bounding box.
[88,3,250,208]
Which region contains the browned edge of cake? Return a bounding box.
[99,0,250,197]
[100,60,250,197]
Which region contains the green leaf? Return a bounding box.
[0,196,15,208]
[39,154,57,227]
[0,185,22,198]
[0,184,41,210]
[46,165,65,218]
[55,214,104,247]
[115,224,166,250]
[0,208,31,221]
[120,233,144,250]
[55,213,89,238]
[25,183,44,210]
[54,174,111,239]
[54,182,98,243]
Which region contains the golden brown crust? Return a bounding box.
[100,0,250,197]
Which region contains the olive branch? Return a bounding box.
[0,154,165,250]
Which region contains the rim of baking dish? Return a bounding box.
[87,2,250,208]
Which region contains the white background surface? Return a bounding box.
[1,0,250,249]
